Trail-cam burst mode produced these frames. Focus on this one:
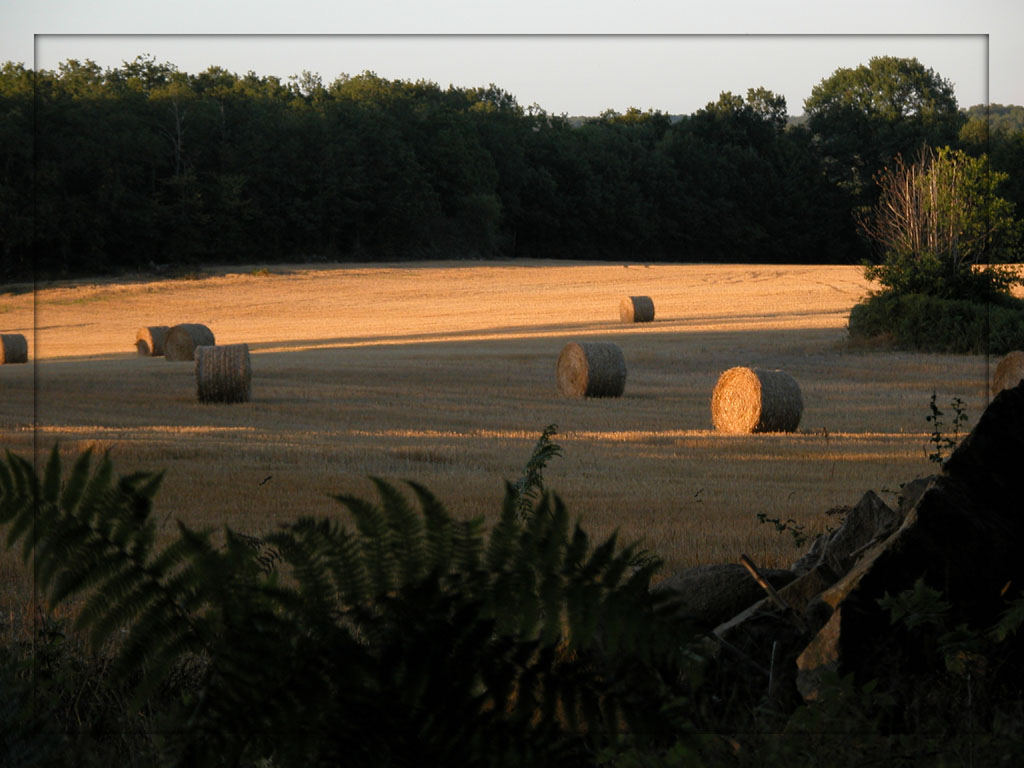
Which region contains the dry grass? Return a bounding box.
[0,261,1000,594]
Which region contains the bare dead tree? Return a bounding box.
[857,146,1020,298]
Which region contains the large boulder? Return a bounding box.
[796,383,1024,702]
[790,490,904,578]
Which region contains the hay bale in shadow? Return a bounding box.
[557,341,626,398]
[135,325,169,357]
[195,343,251,403]
[992,350,1024,396]
[619,295,655,323]
[711,366,803,433]
[0,333,28,364]
[165,323,215,362]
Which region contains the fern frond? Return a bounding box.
[992,596,1024,643]
[67,450,117,533]
[579,529,617,581]
[0,452,41,554]
[77,566,154,647]
[451,517,485,575]
[58,448,93,513]
[372,477,426,584]
[512,424,562,519]
[269,516,370,607]
[564,523,589,572]
[47,541,121,604]
[408,481,455,575]
[334,491,395,597]
[41,444,62,504]
[270,524,337,614]
[485,484,522,572]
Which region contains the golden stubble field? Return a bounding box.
[0,260,999,591]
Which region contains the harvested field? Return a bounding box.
[0,261,1000,592]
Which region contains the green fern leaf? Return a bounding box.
[41,444,62,504]
[372,477,426,585]
[277,527,336,613]
[59,448,95,513]
[512,424,562,519]
[992,596,1024,643]
[46,541,111,603]
[335,492,395,597]
[408,481,454,575]
[271,516,370,607]
[451,517,485,575]
[1,453,39,553]
[486,486,521,572]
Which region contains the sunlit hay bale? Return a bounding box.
[992,350,1024,396]
[195,343,251,404]
[135,325,169,357]
[164,323,215,361]
[0,333,28,364]
[556,341,627,398]
[711,366,803,433]
[619,295,655,323]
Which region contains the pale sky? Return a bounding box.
[4,1,1023,117]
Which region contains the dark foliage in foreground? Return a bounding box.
[4,431,1024,765]
[0,444,702,767]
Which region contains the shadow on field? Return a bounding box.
[245,319,631,351]
[29,324,992,440]
[239,324,990,433]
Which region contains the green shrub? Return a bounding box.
[848,291,1024,354]
[857,146,1023,302]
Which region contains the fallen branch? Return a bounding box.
[740,554,808,633]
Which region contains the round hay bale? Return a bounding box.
[164,323,215,361]
[556,341,627,398]
[992,350,1024,396]
[711,366,803,433]
[0,333,28,364]
[135,325,170,357]
[619,295,655,323]
[195,344,251,404]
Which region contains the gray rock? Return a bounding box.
[796,383,1024,703]
[790,491,903,579]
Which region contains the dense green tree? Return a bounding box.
[963,103,1024,135]
[0,62,34,279]
[655,89,858,263]
[804,56,965,201]
[7,55,998,281]
[959,105,1024,222]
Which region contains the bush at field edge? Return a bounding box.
[848,291,1024,354]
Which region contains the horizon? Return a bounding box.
[25,34,992,118]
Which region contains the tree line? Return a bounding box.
[1,54,1020,282]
